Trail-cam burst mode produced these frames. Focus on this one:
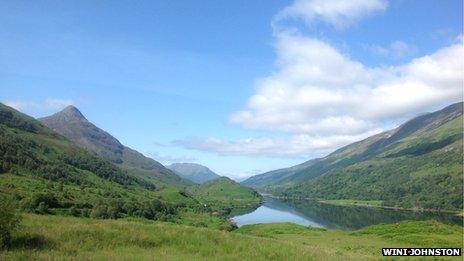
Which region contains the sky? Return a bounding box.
[1,0,463,180]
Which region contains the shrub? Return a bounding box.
[90,204,109,219]
[69,206,80,217]
[35,202,49,214]
[81,208,91,218]
[20,193,59,214]
[0,196,22,248]
[218,222,237,232]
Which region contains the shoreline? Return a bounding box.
[260,194,462,215]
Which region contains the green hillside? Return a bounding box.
[241,159,317,189]
[0,104,151,188]
[39,106,191,188]
[1,214,461,260]
[0,103,233,229]
[243,103,464,211]
[187,177,263,211]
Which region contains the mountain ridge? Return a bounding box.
[242,102,463,210]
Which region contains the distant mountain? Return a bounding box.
[167,163,220,184]
[187,177,262,210]
[40,106,191,187]
[242,102,463,211]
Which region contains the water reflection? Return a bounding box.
[231,196,463,230]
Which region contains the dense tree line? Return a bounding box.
[0,108,37,133]
[60,147,154,189]
[0,129,92,185]
[0,126,154,190]
[386,134,462,158]
[88,198,177,220]
[16,190,179,222]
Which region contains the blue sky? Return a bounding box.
[1,0,462,180]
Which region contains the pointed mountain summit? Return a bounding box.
[40,106,192,187]
[58,105,87,120]
[40,106,124,163]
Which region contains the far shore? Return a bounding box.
[259,193,462,216]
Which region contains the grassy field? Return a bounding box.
[1,214,462,260]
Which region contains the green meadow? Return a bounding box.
[1,214,462,260]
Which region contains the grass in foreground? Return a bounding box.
[1,214,462,260]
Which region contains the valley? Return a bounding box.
[1,1,463,259]
[1,102,463,259]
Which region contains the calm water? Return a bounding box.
[231,196,463,230]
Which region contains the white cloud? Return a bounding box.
[175,1,462,159]
[174,130,381,158]
[231,32,463,134]
[390,41,414,57]
[178,33,463,158]
[227,170,264,182]
[45,98,74,109]
[146,152,197,165]
[364,40,416,58]
[3,101,25,110]
[4,98,74,112]
[275,0,388,29]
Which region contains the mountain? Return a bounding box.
[187,177,263,211]
[241,159,317,189]
[242,102,463,211]
[39,106,191,187]
[0,102,167,211]
[167,163,220,184]
[0,103,144,187]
